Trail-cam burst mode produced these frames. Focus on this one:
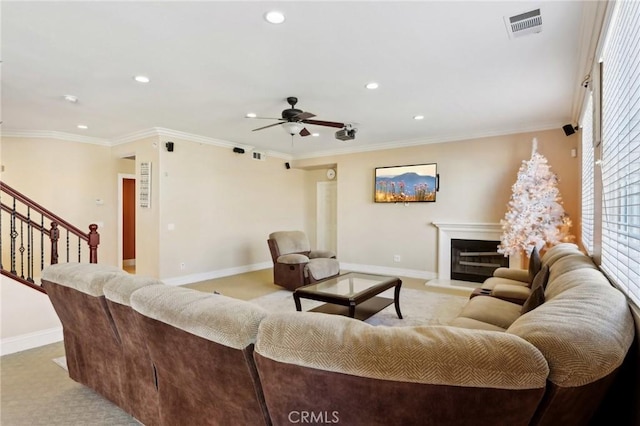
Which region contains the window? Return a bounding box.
[581,93,595,254]
[599,0,640,305]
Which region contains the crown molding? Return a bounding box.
[0,130,110,146]
[3,122,562,161]
[110,127,292,160]
[292,121,565,160]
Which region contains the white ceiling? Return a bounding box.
[1,1,588,158]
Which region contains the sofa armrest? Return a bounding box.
[493,267,529,283]
[492,284,531,303]
[309,250,336,259]
[277,253,309,264]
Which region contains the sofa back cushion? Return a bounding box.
[540,243,581,268]
[508,270,634,388]
[546,254,598,297]
[42,262,126,296]
[131,285,271,426]
[255,312,548,425]
[41,263,129,410]
[269,230,311,255]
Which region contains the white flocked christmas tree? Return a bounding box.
[498,138,573,257]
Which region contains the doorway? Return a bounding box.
[118,173,136,272]
[316,181,337,253]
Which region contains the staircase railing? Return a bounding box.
[0,181,100,293]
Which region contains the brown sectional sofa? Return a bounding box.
[41,245,635,425]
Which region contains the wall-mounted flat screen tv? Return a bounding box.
[374,163,438,203]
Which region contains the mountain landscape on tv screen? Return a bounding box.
[375,172,437,202]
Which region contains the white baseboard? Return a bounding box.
[1,326,63,356]
[162,261,273,286]
[339,263,437,280]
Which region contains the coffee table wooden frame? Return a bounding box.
[293,272,403,321]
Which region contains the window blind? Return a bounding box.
[581,93,595,254]
[600,0,640,305]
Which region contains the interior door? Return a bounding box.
[317,181,337,253]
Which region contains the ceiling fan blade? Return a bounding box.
[252,122,284,131]
[301,119,345,129]
[294,111,316,120]
[299,127,311,137]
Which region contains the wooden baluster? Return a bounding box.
[88,224,99,263]
[50,222,59,265]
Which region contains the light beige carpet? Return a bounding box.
[250,287,469,327]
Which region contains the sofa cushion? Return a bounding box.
[41,262,126,297]
[269,231,311,254]
[540,243,581,267]
[305,258,340,280]
[492,267,530,283]
[256,312,549,389]
[131,285,268,350]
[481,276,530,290]
[103,274,164,306]
[448,316,508,332]
[455,296,522,330]
[491,284,532,302]
[277,253,309,264]
[508,276,635,387]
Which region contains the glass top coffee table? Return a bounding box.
[293,272,403,321]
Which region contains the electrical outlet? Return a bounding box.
[180,262,186,270]
[393,255,401,262]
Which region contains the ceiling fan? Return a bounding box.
[248,97,345,137]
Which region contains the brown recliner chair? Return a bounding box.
[267,230,340,291]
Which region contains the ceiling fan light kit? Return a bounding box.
[249,96,348,139]
[282,122,303,135]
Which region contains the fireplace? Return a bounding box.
[450,239,508,283]
[432,222,521,282]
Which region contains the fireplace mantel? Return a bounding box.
[432,222,520,280]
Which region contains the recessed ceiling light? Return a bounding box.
[133,75,150,83]
[77,124,88,129]
[264,11,285,24]
[365,82,379,90]
[312,133,320,137]
[64,95,78,103]
[246,112,257,118]
[413,115,425,120]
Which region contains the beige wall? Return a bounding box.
[0,128,579,350]
[297,129,579,275]
[155,137,306,279]
[1,137,124,268]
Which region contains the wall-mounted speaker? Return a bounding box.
[165,141,174,152]
[562,124,577,136]
[285,162,291,169]
[233,147,245,154]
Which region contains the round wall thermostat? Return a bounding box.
[326,168,336,180]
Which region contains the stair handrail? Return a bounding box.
[0,181,100,292]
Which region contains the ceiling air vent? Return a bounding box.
[504,8,542,39]
[252,151,266,161]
